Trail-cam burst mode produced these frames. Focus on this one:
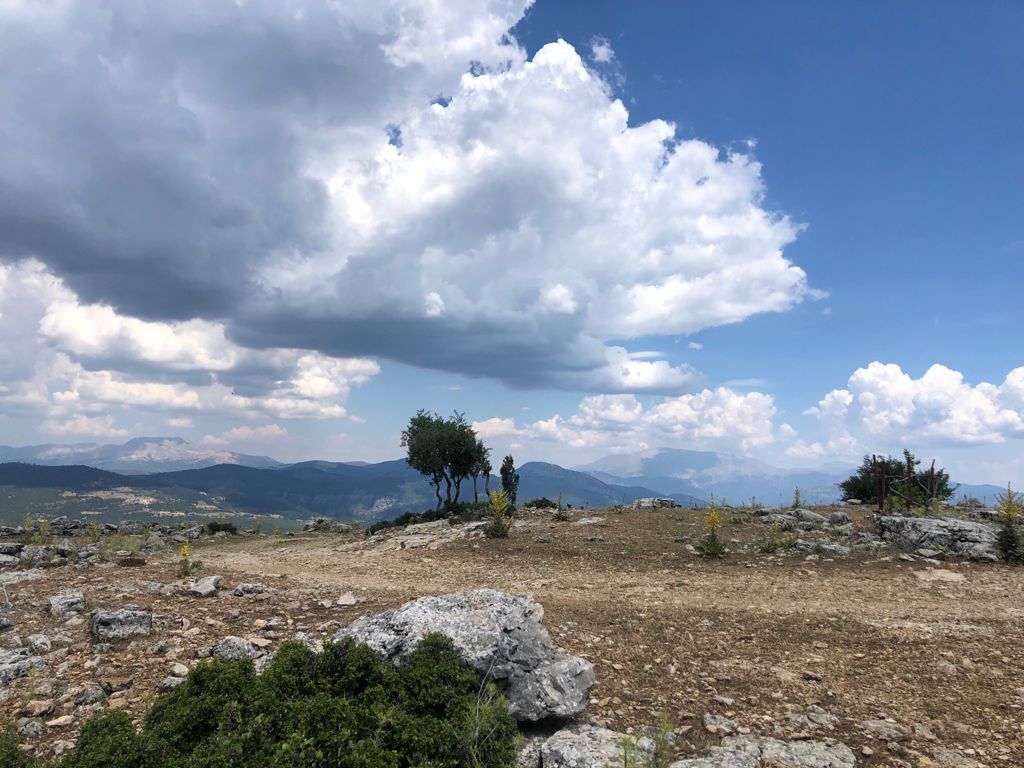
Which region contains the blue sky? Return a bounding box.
[0,0,1022,485]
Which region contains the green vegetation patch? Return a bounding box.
[4,635,518,768]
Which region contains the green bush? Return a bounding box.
[205,520,238,535]
[0,724,34,768]
[482,490,512,539]
[524,497,557,509]
[18,635,517,768]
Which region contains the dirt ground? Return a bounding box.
[3,506,1022,766]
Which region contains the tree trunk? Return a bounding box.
[472,473,479,503]
[484,474,490,495]
[454,475,463,504]
[443,473,452,506]
[433,479,443,511]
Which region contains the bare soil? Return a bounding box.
[3,506,1022,766]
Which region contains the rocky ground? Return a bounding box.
[0,504,1021,767]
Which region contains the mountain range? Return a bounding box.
[0,437,281,473]
[0,438,1009,520]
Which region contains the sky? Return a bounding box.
[0,0,1022,485]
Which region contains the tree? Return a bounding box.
[839,450,956,510]
[481,454,493,497]
[402,411,488,510]
[469,439,491,504]
[402,410,448,510]
[500,455,519,508]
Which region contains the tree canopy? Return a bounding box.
[839,450,956,508]
[500,455,520,508]
[401,411,489,509]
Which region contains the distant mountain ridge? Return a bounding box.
[575,447,849,505]
[0,438,1010,516]
[0,437,282,473]
[0,457,698,520]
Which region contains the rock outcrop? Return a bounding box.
[669,735,857,768]
[336,589,594,722]
[538,724,651,768]
[878,516,997,561]
[88,605,152,641]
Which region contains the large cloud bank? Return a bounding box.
[0,0,811,407]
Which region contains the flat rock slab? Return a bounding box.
[540,724,650,768]
[669,735,857,768]
[336,589,595,723]
[878,516,997,561]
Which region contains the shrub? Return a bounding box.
[0,723,33,768]
[177,544,202,578]
[205,520,238,535]
[754,523,798,554]
[36,635,517,768]
[552,509,572,522]
[695,501,727,559]
[996,484,1024,564]
[482,489,512,539]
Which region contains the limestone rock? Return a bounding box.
[232,583,276,597]
[189,575,223,597]
[49,592,86,616]
[670,735,856,768]
[0,648,47,688]
[878,516,997,561]
[89,605,152,641]
[634,498,680,510]
[540,724,650,768]
[336,589,595,722]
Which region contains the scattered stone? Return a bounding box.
[336,590,595,723]
[584,535,607,543]
[89,605,153,641]
[703,713,737,735]
[817,543,850,557]
[20,699,53,718]
[75,685,106,706]
[46,714,74,728]
[0,647,47,688]
[828,511,850,525]
[232,583,276,597]
[49,592,86,616]
[189,575,223,597]
[17,717,43,738]
[212,636,270,663]
[931,747,982,768]
[793,508,827,524]
[159,676,187,692]
[860,719,906,741]
[26,633,51,654]
[99,674,134,693]
[915,569,966,584]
